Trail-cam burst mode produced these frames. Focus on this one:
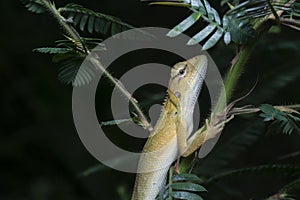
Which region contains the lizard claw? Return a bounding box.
[174,157,181,174]
[205,114,234,141]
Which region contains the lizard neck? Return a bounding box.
[164,90,194,136]
[163,95,177,114]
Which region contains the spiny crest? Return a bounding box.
[162,89,180,112]
[162,91,174,111]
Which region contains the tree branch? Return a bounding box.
[40,0,153,131]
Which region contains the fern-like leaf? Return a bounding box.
[207,164,300,183]
[57,58,87,87]
[227,0,300,21]
[34,37,105,87]
[167,12,201,37]
[151,0,300,47]
[20,0,47,14]
[33,47,72,54]
[58,3,150,39]
[150,0,254,48]
[157,170,206,200]
[187,0,228,48]
[187,24,217,45]
[223,14,255,44]
[202,28,224,50]
[259,104,300,135]
[170,191,203,200]
[55,37,105,53]
[150,0,226,49]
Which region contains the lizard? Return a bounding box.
[131,55,224,200]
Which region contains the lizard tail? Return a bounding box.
[131,167,169,200]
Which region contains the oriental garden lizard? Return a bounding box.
[131,55,228,200]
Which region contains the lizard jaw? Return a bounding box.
[184,55,207,111]
[180,55,207,135]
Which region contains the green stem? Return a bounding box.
[213,18,272,114]
[213,44,254,114]
[89,57,153,131]
[212,0,294,115]
[41,0,89,54]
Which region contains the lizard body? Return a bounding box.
[131,55,209,200]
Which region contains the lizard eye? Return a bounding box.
[178,68,186,76]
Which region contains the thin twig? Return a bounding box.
[267,0,280,23]
[40,0,153,131]
[41,0,89,54]
[89,56,153,131]
[280,17,300,30]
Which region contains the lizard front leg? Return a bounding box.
[176,118,188,155]
[182,115,234,157]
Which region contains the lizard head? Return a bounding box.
[168,55,207,117]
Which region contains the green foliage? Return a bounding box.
[171,183,206,192]
[201,28,223,50]
[21,0,143,39]
[22,0,153,87]
[259,104,300,135]
[170,191,203,200]
[162,0,228,49]
[288,2,300,17]
[150,0,300,48]
[206,164,300,183]
[167,12,201,38]
[58,3,137,37]
[221,0,300,21]
[100,113,144,127]
[100,118,134,126]
[55,37,105,53]
[229,0,300,20]
[34,37,105,86]
[20,0,47,14]
[223,14,255,44]
[34,47,72,54]
[57,57,93,87]
[172,174,204,183]
[157,171,206,200]
[149,0,254,48]
[22,0,300,199]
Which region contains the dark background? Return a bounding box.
[1,0,300,199]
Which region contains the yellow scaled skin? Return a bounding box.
[131,55,208,200]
